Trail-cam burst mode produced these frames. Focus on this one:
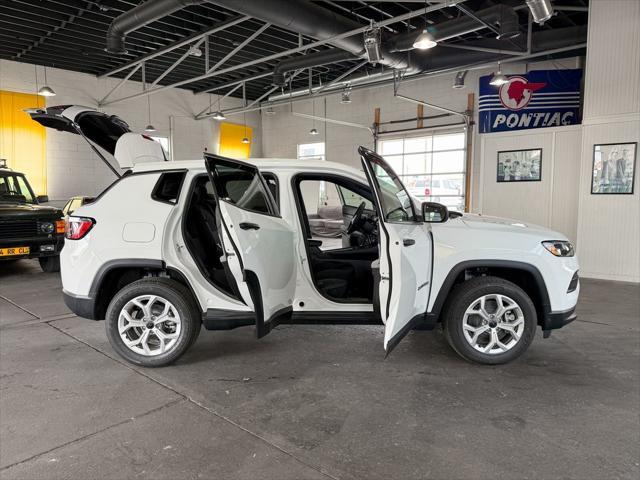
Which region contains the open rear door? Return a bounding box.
[204,154,296,338]
[359,147,432,355]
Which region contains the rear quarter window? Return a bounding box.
[152,171,186,205]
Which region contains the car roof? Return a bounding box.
[131,157,367,178]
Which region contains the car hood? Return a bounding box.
[459,213,568,240]
[0,202,63,217]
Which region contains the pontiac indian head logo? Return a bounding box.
[499,76,547,110]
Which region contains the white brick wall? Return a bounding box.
[261,58,581,210]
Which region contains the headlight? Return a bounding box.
[542,240,574,257]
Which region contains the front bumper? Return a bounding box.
[63,290,99,320]
[541,307,577,337]
[0,236,64,260]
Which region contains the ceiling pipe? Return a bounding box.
[205,0,420,73]
[265,26,587,102]
[106,0,208,54]
[268,3,519,88]
[273,49,359,86]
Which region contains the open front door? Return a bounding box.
[204,154,296,338]
[359,146,432,355]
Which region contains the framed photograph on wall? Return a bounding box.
[591,142,637,194]
[497,149,542,182]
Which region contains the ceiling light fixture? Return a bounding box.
[489,63,509,86]
[242,112,250,145]
[413,0,438,50]
[210,92,226,120]
[412,29,437,50]
[264,106,276,115]
[38,66,56,97]
[309,98,319,136]
[145,95,156,132]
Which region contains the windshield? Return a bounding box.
[0,173,36,204]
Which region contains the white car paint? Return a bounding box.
[64,154,579,356]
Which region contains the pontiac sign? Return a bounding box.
[478,69,582,133]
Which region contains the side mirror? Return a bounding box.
[36,195,49,203]
[422,202,449,223]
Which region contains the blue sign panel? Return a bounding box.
[478,69,582,133]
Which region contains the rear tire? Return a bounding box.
[442,276,537,365]
[105,278,201,367]
[39,256,60,272]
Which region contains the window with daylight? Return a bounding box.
[298,142,328,204]
[150,136,171,159]
[377,131,466,212]
[297,142,325,161]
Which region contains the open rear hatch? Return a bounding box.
[26,105,165,176]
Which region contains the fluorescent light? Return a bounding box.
[38,86,56,97]
[412,29,437,50]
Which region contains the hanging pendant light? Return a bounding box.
[241,112,250,144]
[38,66,56,97]
[490,62,509,86]
[412,29,437,50]
[413,0,437,50]
[144,96,156,132]
[309,98,318,135]
[211,92,226,120]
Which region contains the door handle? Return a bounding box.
[403,238,416,246]
[239,222,260,230]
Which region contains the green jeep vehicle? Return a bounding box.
[0,161,65,272]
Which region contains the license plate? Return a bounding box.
[0,246,30,257]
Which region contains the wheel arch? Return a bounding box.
[90,259,200,319]
[427,260,551,326]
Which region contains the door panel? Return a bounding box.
[205,154,296,337]
[359,146,433,354]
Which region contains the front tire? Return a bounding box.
[105,278,201,367]
[39,256,60,272]
[443,276,537,365]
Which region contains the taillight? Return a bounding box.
[65,217,95,240]
[424,188,431,196]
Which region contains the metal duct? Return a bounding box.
[268,3,520,86]
[206,0,417,72]
[526,0,555,24]
[389,4,520,53]
[106,0,208,54]
[273,50,359,86]
[267,25,587,101]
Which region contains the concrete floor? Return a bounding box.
[1,260,639,480]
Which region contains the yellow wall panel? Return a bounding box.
[0,91,47,194]
[218,122,252,159]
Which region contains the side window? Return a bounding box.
[152,171,186,204]
[337,185,374,210]
[209,159,274,215]
[367,156,417,223]
[262,172,279,207]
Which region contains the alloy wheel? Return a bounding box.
[118,295,182,356]
[462,293,525,354]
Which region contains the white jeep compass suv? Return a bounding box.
[31,106,579,367]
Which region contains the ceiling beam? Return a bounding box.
[99,0,467,106]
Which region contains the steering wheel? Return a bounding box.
[346,201,366,235]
